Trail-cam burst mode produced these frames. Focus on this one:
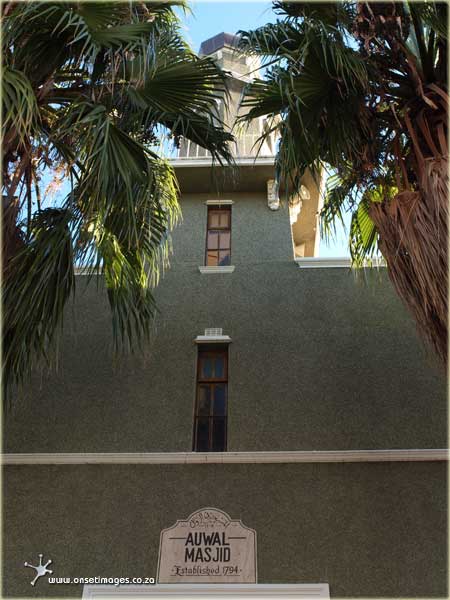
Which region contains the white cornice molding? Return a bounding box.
[198,265,235,274]
[205,199,234,205]
[194,335,232,344]
[170,157,275,168]
[83,583,330,599]
[3,449,447,465]
[295,257,386,268]
[74,259,386,275]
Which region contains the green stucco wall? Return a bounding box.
[4,462,447,598]
[5,194,446,453]
[170,192,294,264]
[3,187,447,599]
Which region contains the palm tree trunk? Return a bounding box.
[370,155,448,364]
[2,151,31,279]
[2,194,25,280]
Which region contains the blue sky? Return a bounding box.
[177,1,351,256]
[178,1,275,49]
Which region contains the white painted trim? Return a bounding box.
[83,583,330,599]
[170,157,275,168]
[3,449,447,465]
[71,258,387,276]
[205,199,234,205]
[295,257,386,268]
[195,335,232,344]
[198,266,235,274]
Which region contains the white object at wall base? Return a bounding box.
[198,266,235,274]
[83,583,330,599]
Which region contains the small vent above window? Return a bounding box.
[205,328,223,337]
[194,329,231,344]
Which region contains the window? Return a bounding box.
[193,346,228,451]
[205,207,231,266]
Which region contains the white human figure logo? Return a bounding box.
[24,554,53,586]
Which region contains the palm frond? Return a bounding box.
[349,198,379,266]
[414,1,448,41]
[240,76,287,118]
[3,208,75,390]
[2,67,39,149]
[238,21,306,59]
[60,102,181,350]
[3,1,234,393]
[272,1,355,27]
[320,173,355,241]
[136,55,230,115]
[238,0,448,363]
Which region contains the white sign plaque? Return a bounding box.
[157,508,257,583]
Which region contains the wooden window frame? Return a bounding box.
[193,346,228,452]
[205,206,232,267]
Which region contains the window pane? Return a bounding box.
[218,251,230,266]
[219,232,230,250]
[214,357,224,379]
[213,384,227,415]
[197,385,211,415]
[201,358,213,379]
[207,252,219,266]
[195,418,210,451]
[219,212,230,228]
[207,232,219,250]
[212,418,226,451]
[209,213,220,228]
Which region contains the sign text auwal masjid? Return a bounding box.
[157,508,257,583]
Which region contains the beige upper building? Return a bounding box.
[176,32,323,258]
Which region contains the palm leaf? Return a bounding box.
[3,208,75,391]
[2,67,39,148]
[3,1,234,393]
[349,198,379,266]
